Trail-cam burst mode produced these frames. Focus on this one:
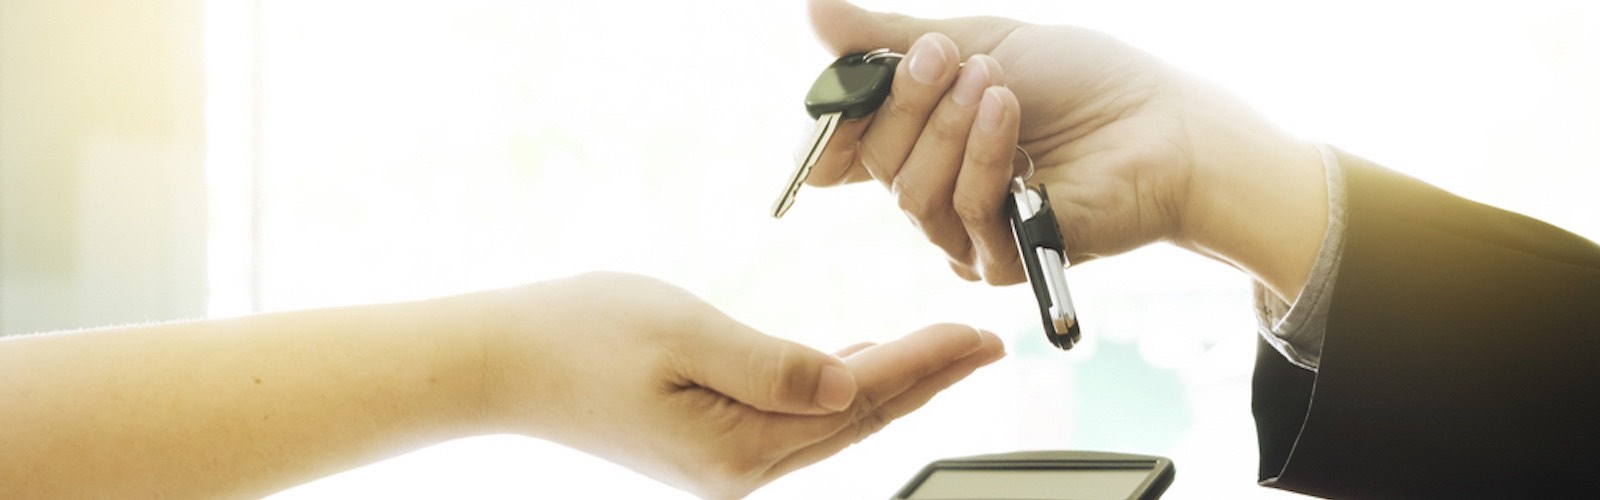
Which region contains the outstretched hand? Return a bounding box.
[486,272,1005,499]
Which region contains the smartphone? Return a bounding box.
[893,450,1175,500]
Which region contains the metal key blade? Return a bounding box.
[773,50,897,219]
[772,111,841,218]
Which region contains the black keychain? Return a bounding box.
[776,49,1081,350]
[1007,166,1080,349]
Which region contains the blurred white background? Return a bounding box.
[219,0,1598,498]
[2,0,1592,498]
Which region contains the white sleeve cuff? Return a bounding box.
[1253,144,1347,372]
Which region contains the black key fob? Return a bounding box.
[803,49,901,120]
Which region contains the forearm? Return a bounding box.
[0,293,492,498]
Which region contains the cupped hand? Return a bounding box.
[483,272,1005,499]
[805,0,1322,292]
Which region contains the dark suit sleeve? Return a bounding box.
[1252,149,1600,499]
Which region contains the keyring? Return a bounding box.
[1013,145,1035,181]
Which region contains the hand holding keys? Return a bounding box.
[774,50,1080,350]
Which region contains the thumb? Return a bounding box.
[687,324,859,415]
[807,0,1021,57]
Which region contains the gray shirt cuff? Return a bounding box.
[1253,144,1347,372]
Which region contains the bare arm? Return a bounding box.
[0,272,1003,499]
[0,290,490,498]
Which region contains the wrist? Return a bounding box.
[468,280,574,437]
[1176,91,1327,302]
[388,291,503,437]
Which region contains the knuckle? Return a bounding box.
[882,89,929,120]
[951,190,998,227]
[893,178,935,220]
[949,259,980,282]
[857,147,896,183]
[850,409,895,445]
[926,106,972,144]
[984,264,1027,286]
[762,345,812,408]
[945,239,975,267]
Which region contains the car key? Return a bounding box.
[771,49,902,218]
[776,50,1082,350]
[1008,177,1081,350]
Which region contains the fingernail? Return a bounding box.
[951,57,990,106]
[977,87,1005,132]
[907,34,946,85]
[814,364,856,412]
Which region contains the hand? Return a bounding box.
[805,0,1328,300]
[483,272,1006,499]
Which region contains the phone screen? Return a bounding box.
[904,467,1156,500]
[892,451,1174,500]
